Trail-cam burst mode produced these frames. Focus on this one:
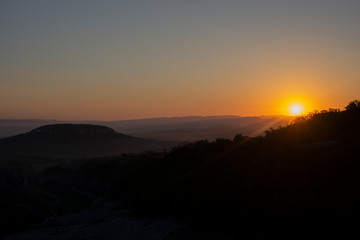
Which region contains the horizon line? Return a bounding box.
[0,114,295,122]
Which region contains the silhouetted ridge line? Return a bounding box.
[0,123,176,159]
[28,124,124,139]
[1,100,360,238]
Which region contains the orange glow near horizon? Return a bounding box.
[276,97,314,116]
[1,2,360,121]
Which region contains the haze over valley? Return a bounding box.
[1,0,360,239]
[0,115,294,141]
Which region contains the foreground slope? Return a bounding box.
[2,101,360,239]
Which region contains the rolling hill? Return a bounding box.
[0,124,175,159]
[0,115,294,141]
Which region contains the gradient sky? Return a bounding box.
[1,0,360,120]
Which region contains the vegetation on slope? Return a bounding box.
[1,100,360,238]
[79,100,360,237]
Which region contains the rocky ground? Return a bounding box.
[2,197,183,240]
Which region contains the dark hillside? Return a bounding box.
[85,100,360,238]
[1,101,360,239]
[28,124,122,139]
[0,124,175,159]
[265,106,360,145]
[4,124,130,142]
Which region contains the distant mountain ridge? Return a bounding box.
[0,115,294,141]
[27,124,125,139]
[0,124,174,159]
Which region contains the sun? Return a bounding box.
[279,97,311,116]
[290,105,303,115]
[288,103,305,115]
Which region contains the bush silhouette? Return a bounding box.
[3,99,360,238]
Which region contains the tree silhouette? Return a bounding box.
[345,99,360,111]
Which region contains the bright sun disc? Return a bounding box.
[290,105,304,115]
[281,98,310,116]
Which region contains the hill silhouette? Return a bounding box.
[0,115,294,141]
[16,124,130,141]
[0,124,175,159]
[76,100,360,238]
[1,100,360,239]
[9,124,128,141]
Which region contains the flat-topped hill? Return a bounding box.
[27,124,127,140]
[0,124,175,159]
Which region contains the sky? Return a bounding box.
[1,0,360,120]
